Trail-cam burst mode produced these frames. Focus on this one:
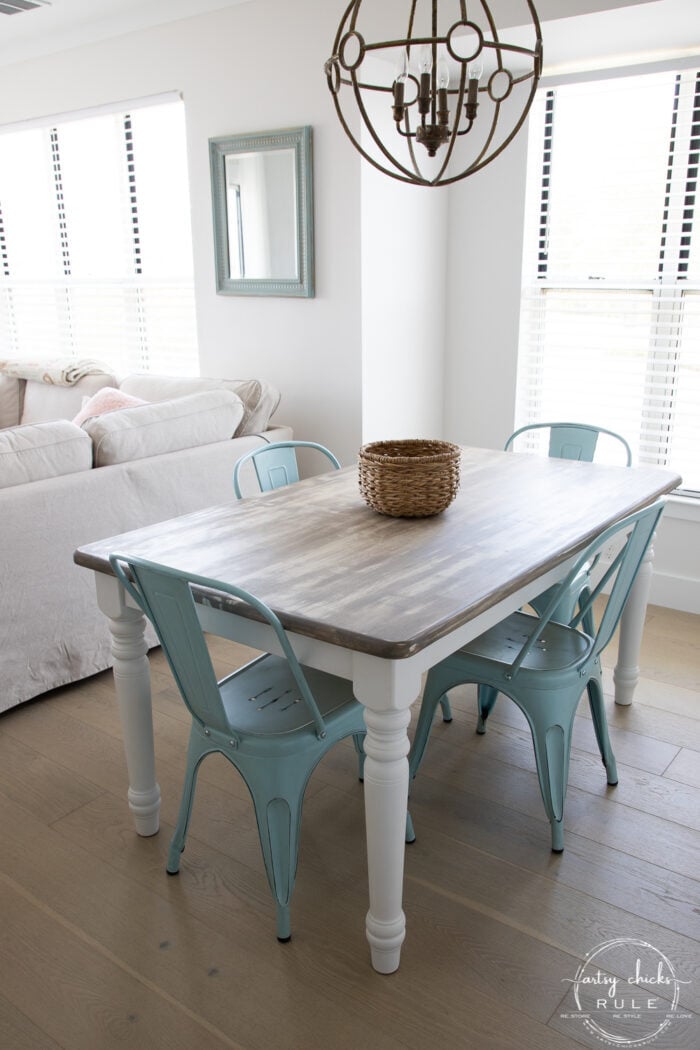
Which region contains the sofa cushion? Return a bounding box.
[72,386,148,427]
[0,375,22,428]
[21,371,119,424]
[84,389,245,467]
[0,419,92,489]
[119,373,280,436]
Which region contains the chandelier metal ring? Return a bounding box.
[488,67,513,102]
[339,29,366,71]
[446,20,483,64]
[325,57,342,96]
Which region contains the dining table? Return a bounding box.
[74,446,680,974]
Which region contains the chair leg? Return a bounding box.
[438,694,453,722]
[517,689,581,853]
[409,671,447,780]
[248,775,308,942]
[586,672,618,785]
[167,728,208,875]
[353,732,366,781]
[476,685,499,734]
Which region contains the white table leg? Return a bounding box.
[96,574,161,836]
[352,654,419,974]
[613,534,655,706]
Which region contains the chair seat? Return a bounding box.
[219,653,361,737]
[461,611,593,676]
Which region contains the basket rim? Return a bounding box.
[359,439,461,465]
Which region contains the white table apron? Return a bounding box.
[93,555,581,976]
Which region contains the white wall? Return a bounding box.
[0,0,363,467]
[360,73,449,444]
[443,132,530,451]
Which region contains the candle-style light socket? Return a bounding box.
[393,79,405,123]
[466,77,480,121]
[437,88,449,126]
[418,72,431,115]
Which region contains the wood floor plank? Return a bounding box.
[0,990,64,1050]
[0,874,241,1050]
[664,747,700,789]
[0,701,130,800]
[0,730,105,825]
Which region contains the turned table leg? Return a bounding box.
[613,534,655,706]
[96,573,161,836]
[353,654,419,974]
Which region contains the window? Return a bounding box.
[515,68,699,495]
[0,94,199,375]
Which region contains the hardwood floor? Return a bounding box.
[0,605,698,1049]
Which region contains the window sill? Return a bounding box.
[666,493,700,522]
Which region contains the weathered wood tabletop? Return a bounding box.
[75,447,680,659]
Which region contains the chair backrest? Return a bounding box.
[109,554,329,739]
[233,440,341,499]
[506,500,665,678]
[505,422,632,466]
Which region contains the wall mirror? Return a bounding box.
[209,126,314,297]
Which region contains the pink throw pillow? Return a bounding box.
[72,387,147,427]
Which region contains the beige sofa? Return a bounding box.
[0,366,292,712]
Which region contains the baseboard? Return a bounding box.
[649,571,700,615]
[593,557,700,616]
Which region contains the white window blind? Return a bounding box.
[516,69,700,495]
[0,95,199,375]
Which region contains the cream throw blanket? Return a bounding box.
[0,357,111,386]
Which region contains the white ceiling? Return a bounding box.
[0,0,697,70]
[0,0,252,65]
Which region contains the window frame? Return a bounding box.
[515,61,700,498]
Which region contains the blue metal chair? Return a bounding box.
[504,421,632,466]
[232,440,341,498]
[109,553,366,942]
[506,422,632,629]
[407,500,665,852]
[436,422,633,727]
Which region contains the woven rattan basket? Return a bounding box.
[358,439,461,518]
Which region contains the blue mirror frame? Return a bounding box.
[209,125,314,298]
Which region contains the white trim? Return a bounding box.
[541,52,700,89]
[650,571,700,615]
[665,494,700,521]
[0,91,182,135]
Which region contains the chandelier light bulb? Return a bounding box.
[397,48,410,82]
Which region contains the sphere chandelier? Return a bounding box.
[325,1,543,187]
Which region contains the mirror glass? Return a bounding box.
[210,127,314,297]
